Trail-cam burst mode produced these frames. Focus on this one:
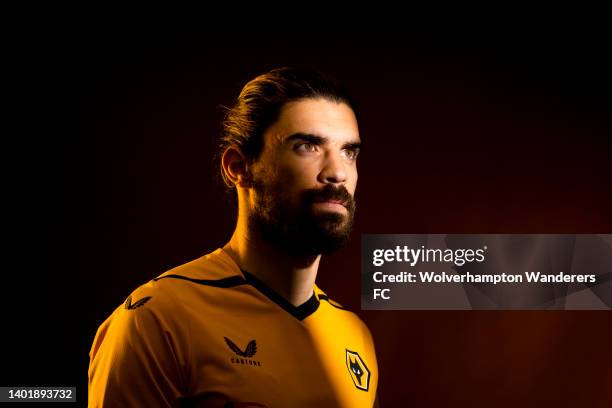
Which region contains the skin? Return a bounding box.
[221,97,361,306]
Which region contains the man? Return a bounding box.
[88,67,379,407]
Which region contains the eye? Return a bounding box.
[295,142,318,153]
[342,147,360,161]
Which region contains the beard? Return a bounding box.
[248,179,356,257]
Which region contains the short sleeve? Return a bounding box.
[88,285,187,407]
[361,320,379,398]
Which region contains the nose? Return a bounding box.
[317,150,347,185]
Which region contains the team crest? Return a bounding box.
[345,349,370,391]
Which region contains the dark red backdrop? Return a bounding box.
[74,34,612,406]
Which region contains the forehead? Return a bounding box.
[265,98,360,145]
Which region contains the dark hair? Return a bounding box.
[219,67,357,188]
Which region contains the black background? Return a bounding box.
[3,18,611,407]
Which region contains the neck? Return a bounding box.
[223,221,321,307]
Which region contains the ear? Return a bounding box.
[221,146,252,188]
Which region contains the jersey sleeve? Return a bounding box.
[88,284,188,407]
[361,319,379,399]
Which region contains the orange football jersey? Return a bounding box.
[88,248,378,407]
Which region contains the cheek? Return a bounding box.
[348,166,358,194]
[277,159,318,187]
[261,163,306,203]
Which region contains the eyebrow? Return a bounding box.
[285,132,362,150]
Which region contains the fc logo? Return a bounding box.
[345,349,371,391]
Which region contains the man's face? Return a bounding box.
[248,97,361,256]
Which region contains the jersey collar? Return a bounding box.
[240,269,320,321]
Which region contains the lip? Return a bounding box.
[312,200,347,212]
[313,198,346,206]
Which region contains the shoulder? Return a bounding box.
[125,248,244,308]
[89,278,181,365]
[126,248,243,312]
[93,277,179,346]
[314,285,374,342]
[159,245,240,288]
[315,285,349,311]
[98,249,240,334]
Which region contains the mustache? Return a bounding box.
[302,185,355,209]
